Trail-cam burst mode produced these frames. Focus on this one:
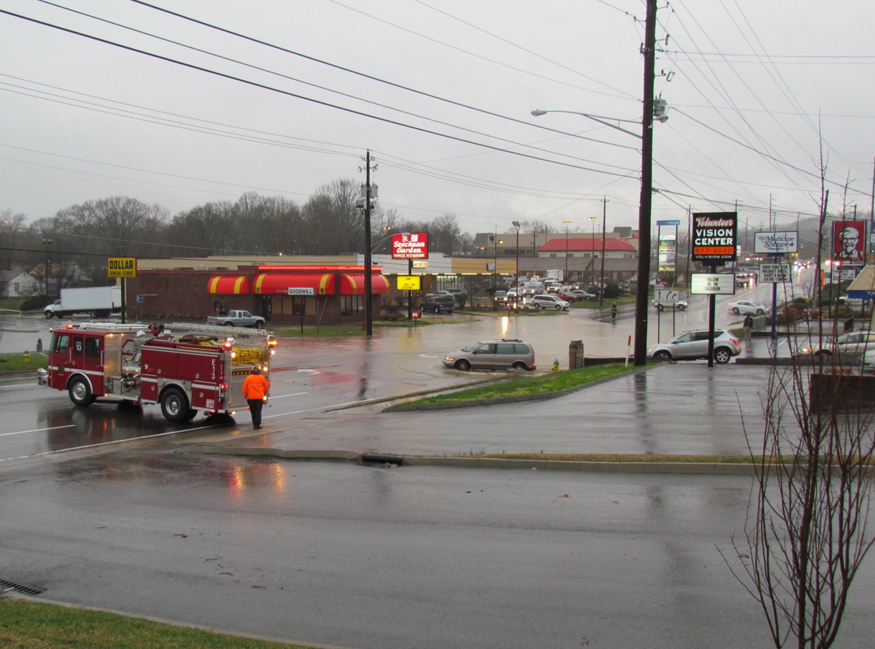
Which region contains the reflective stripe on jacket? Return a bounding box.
[243,374,270,400]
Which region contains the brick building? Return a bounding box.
[126,264,390,326]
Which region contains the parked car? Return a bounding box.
[862,348,875,373]
[727,300,768,316]
[570,289,598,301]
[556,290,579,303]
[804,331,875,358]
[530,294,571,311]
[652,299,688,311]
[520,281,545,296]
[647,329,742,364]
[837,296,865,308]
[443,339,536,371]
[441,287,468,307]
[420,294,455,313]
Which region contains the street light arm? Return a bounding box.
[531,109,642,139]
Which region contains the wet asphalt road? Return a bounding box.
[5,275,874,648]
[5,452,874,649]
[0,278,805,462]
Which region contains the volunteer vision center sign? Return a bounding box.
[692,212,737,264]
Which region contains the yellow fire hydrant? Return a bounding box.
[552,358,560,372]
[23,350,30,364]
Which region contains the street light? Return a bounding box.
[512,221,521,288]
[490,230,504,289]
[512,220,521,312]
[531,1,660,368]
[531,109,643,138]
[562,221,572,280]
[589,216,597,286]
[41,238,52,299]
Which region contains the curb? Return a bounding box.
[176,446,758,475]
[382,364,652,412]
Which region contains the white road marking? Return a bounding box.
[0,425,76,437]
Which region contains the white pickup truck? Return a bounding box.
[206,310,266,328]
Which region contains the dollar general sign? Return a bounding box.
[107,257,137,278]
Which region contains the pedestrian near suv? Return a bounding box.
[242,365,270,429]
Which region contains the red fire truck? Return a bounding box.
[38,322,276,422]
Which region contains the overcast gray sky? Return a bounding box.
[1,0,873,238]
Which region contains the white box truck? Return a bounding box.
[44,286,122,319]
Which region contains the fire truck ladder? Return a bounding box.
[164,323,274,339]
[65,322,150,333]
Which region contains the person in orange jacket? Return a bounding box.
[242,365,270,429]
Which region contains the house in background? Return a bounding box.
[0,269,40,299]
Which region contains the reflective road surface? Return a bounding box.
[3,453,874,649]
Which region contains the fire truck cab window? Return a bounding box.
[55,334,70,355]
[85,337,101,358]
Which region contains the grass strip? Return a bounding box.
[469,452,761,463]
[0,352,47,374]
[451,452,874,465]
[0,597,314,649]
[407,363,634,405]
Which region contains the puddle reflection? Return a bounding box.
[55,453,291,499]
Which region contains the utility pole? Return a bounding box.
[633,0,657,366]
[360,150,377,336]
[599,197,607,307]
[870,156,874,262]
[41,238,52,299]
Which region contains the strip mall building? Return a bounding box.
[126,254,478,326]
[124,247,645,326]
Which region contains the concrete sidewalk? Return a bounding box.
[175,362,791,474]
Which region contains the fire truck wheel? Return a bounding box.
[160,387,190,422]
[183,409,198,422]
[68,377,95,406]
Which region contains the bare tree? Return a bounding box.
[428,213,462,256]
[302,179,362,254]
[55,197,168,283]
[728,357,875,648]
[724,152,875,647]
[0,209,29,271]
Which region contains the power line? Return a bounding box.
[126,0,638,152]
[408,0,639,100]
[34,0,636,167]
[328,0,637,101]
[0,8,637,179]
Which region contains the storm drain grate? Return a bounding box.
[0,578,42,596]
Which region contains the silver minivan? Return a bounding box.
[530,294,570,311]
[443,339,536,371]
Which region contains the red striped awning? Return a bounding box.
[253,274,336,295]
[340,274,391,295]
[207,276,250,294]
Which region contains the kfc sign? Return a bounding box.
[392,232,429,260]
[833,221,865,264]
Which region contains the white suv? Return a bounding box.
[648,329,742,364]
[530,294,570,311]
[810,331,875,359]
